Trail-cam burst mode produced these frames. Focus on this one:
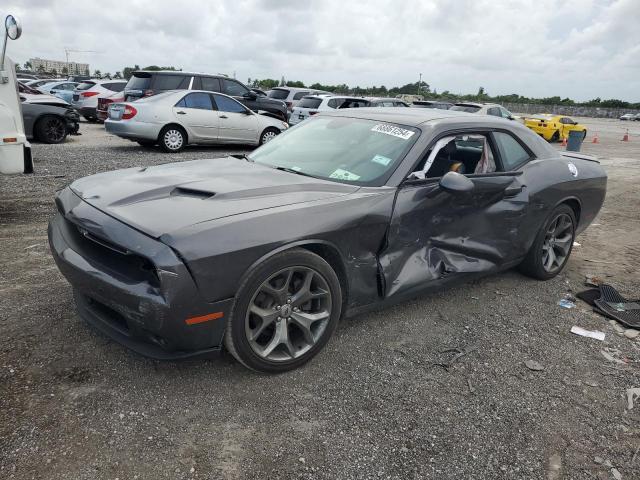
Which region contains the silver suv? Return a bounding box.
[450,102,514,120]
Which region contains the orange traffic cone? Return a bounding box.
[592,132,599,144]
[561,136,567,147]
[622,129,630,141]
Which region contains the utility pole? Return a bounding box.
[418,73,422,95]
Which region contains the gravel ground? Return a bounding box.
[1,118,639,480]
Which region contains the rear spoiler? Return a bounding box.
[560,151,600,163]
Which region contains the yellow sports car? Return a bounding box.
[523,114,587,142]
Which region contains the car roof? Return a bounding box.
[132,70,230,78]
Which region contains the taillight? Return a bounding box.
[122,105,137,120]
[81,91,99,98]
[143,89,154,97]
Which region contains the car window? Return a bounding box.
[76,82,96,91]
[267,88,289,100]
[493,132,531,170]
[450,104,481,113]
[221,79,249,96]
[487,107,501,117]
[104,82,126,92]
[177,92,214,110]
[327,98,339,108]
[153,75,190,91]
[200,76,221,92]
[213,94,247,113]
[499,107,512,118]
[413,133,497,179]
[63,83,77,90]
[249,117,420,187]
[299,97,323,109]
[293,91,309,100]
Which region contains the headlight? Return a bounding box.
[281,122,289,129]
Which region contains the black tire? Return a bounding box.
[518,204,576,280]
[224,248,342,373]
[550,130,560,143]
[158,125,187,153]
[582,130,587,140]
[259,127,280,145]
[34,115,68,144]
[136,140,156,147]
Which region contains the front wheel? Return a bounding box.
[224,249,342,373]
[518,204,576,280]
[259,127,280,145]
[159,125,186,153]
[35,115,68,144]
[550,130,560,143]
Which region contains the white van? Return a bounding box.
[0,16,32,175]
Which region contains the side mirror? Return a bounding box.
[439,171,475,194]
[244,91,257,100]
[5,15,21,40]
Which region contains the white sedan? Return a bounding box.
[105,90,289,152]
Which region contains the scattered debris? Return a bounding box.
[298,457,306,464]
[626,387,640,410]
[570,326,605,341]
[632,446,639,466]
[573,241,581,247]
[433,346,478,370]
[624,329,639,339]
[610,320,627,335]
[600,348,628,365]
[467,378,475,394]
[594,456,604,465]
[24,244,41,250]
[585,275,603,287]
[611,467,622,480]
[524,360,544,371]
[558,298,576,309]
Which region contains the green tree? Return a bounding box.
[286,80,305,88]
[51,68,58,76]
[62,66,68,76]
[37,64,45,74]
[94,69,101,79]
[24,60,32,71]
[114,71,122,79]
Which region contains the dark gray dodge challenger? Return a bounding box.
[49,108,607,372]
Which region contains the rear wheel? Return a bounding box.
[224,249,342,373]
[159,125,186,153]
[35,115,68,144]
[259,127,279,145]
[550,130,560,143]
[518,204,576,280]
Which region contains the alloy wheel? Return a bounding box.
[261,130,277,144]
[541,213,573,273]
[44,118,66,143]
[164,129,184,150]
[245,266,332,362]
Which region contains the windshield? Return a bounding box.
[268,88,289,100]
[450,105,481,113]
[248,116,419,186]
[125,74,152,90]
[76,82,96,91]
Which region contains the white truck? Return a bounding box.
[0,15,32,174]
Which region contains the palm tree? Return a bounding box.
[24,60,32,71]
[62,66,68,76]
[113,71,122,79]
[94,69,101,79]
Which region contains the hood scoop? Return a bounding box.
[171,187,216,199]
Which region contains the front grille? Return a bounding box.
[61,215,160,288]
[85,296,130,334]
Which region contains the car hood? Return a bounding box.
[70,157,359,238]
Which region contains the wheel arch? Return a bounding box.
[238,240,350,309]
[556,197,582,225]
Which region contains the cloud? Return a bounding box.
[1,0,638,101]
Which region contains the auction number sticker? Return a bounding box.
[371,124,415,140]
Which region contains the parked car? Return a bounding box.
[97,91,124,122]
[289,95,370,125]
[21,101,80,144]
[523,114,587,142]
[123,71,288,121]
[450,102,515,119]
[49,108,607,372]
[37,81,79,104]
[619,113,635,121]
[25,78,63,89]
[20,91,70,108]
[635,113,640,121]
[105,90,289,152]
[71,80,127,121]
[267,87,331,116]
[365,97,410,107]
[412,100,452,109]
[16,72,38,81]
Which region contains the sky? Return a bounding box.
[2,0,639,101]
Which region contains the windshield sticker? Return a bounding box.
[371,124,415,140]
[371,154,392,166]
[329,169,361,181]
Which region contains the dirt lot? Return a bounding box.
[1,117,639,479]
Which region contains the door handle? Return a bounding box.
[504,184,525,197]
[220,115,228,119]
[177,111,186,115]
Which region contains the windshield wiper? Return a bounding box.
[272,166,316,178]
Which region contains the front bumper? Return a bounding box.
[48,188,232,359]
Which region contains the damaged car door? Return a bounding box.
[379,131,530,299]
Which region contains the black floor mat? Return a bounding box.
[592,284,640,329]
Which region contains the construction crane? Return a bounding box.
[64,47,97,66]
